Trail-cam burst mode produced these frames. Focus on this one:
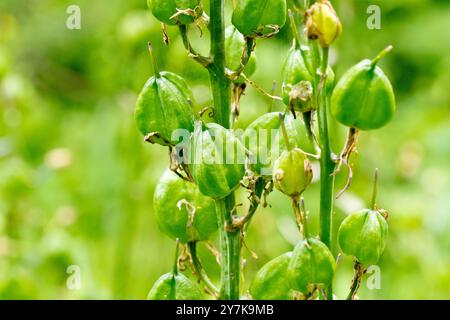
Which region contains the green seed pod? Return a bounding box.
[232,0,287,37]
[225,26,257,84]
[338,209,388,266]
[272,148,313,198]
[250,252,293,300]
[135,69,195,146]
[147,272,203,300]
[188,122,247,199]
[331,50,396,130]
[153,170,217,243]
[281,45,335,111]
[147,0,203,26]
[242,112,314,177]
[305,0,342,48]
[288,238,336,295]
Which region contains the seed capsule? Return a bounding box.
[331,54,396,130]
[305,0,342,48]
[135,70,195,146]
[288,238,336,296]
[147,272,203,300]
[281,45,335,112]
[242,112,314,177]
[232,0,287,37]
[250,252,293,300]
[188,122,247,199]
[153,170,217,243]
[338,209,388,265]
[225,26,257,83]
[148,0,203,26]
[272,148,313,198]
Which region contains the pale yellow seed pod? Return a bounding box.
[305,0,342,48]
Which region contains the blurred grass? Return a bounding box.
[0,0,449,299]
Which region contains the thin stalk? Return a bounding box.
[172,239,180,275]
[347,261,366,300]
[370,45,393,69]
[147,42,160,76]
[279,112,293,151]
[188,242,219,296]
[233,178,266,230]
[313,43,336,300]
[288,10,313,75]
[291,197,308,239]
[371,168,379,210]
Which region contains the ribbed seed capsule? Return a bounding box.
[232,0,287,37]
[281,45,335,112]
[272,148,313,198]
[153,170,217,243]
[288,238,336,296]
[331,56,396,130]
[188,122,246,199]
[148,0,203,25]
[250,252,293,300]
[135,70,195,146]
[338,209,388,265]
[147,272,203,300]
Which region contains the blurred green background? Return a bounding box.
[0,0,449,299]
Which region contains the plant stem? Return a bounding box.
[314,44,336,300]
[188,242,219,296]
[371,168,379,210]
[347,261,366,300]
[291,197,308,239]
[172,239,180,275]
[215,198,240,300]
[147,42,160,76]
[209,0,240,300]
[208,0,231,128]
[370,45,393,68]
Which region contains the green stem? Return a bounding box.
[370,45,393,68]
[172,239,180,275]
[313,44,336,300]
[347,261,366,300]
[209,0,240,300]
[371,168,379,210]
[215,198,241,300]
[279,112,293,151]
[147,42,160,76]
[208,0,231,128]
[188,242,219,296]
